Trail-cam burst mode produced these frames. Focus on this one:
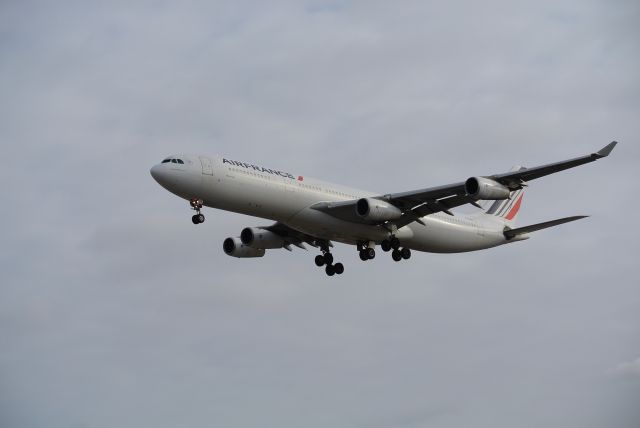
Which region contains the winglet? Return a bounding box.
[595,141,618,158]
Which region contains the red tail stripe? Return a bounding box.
[505,194,523,220]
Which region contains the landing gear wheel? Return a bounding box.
[366,248,376,260]
[381,240,391,252]
[315,255,325,267]
[390,237,400,250]
[189,199,205,225]
[401,247,411,260]
[334,263,344,275]
[325,265,336,276]
[323,253,334,265]
[359,250,368,261]
[392,249,402,262]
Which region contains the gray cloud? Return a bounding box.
[1,1,639,427]
[608,358,640,378]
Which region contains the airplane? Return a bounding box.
[150,141,618,276]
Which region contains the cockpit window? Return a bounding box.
[161,158,184,164]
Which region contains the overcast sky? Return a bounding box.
[1,1,639,427]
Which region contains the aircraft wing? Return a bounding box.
[312,141,617,228]
[490,141,617,184]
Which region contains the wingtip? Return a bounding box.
[596,141,618,158]
[562,215,589,223]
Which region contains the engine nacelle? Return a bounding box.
[223,237,265,258]
[465,177,511,200]
[240,227,285,249]
[356,198,403,222]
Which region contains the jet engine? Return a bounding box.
[465,177,511,200]
[356,198,403,222]
[223,237,265,258]
[240,227,285,249]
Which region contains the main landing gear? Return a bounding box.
[380,236,411,262]
[314,242,344,276]
[313,237,411,276]
[357,238,411,263]
[190,198,205,224]
[357,242,376,261]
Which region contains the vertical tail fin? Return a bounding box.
[484,166,526,224]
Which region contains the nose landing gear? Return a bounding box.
[190,199,205,224]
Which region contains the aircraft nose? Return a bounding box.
[150,164,170,185]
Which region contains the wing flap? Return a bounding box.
[263,222,323,248]
[392,194,477,229]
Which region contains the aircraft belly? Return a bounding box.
[405,220,505,253]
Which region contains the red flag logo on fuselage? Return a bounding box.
[298,176,304,181]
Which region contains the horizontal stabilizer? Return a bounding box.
[504,215,588,239]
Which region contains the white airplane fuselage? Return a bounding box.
[150,154,517,254]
